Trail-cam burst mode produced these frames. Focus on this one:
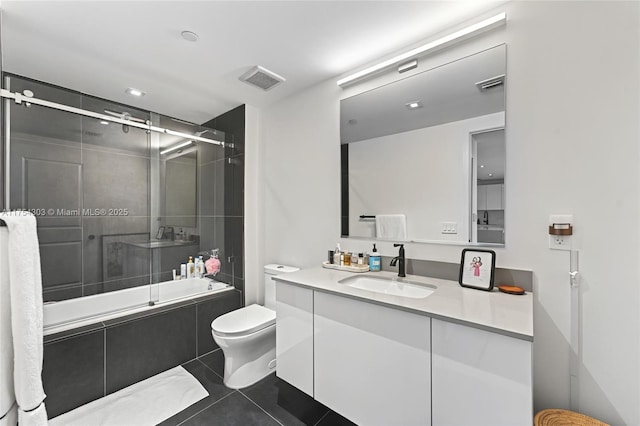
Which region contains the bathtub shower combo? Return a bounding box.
[1,74,245,328]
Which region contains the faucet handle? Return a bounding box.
[393,243,404,248]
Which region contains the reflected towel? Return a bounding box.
[375,214,407,240]
[0,212,47,425]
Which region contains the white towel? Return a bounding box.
[0,212,48,425]
[375,214,407,240]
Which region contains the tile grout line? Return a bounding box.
[196,353,224,380]
[313,410,331,426]
[237,390,285,426]
[176,390,237,426]
[103,328,106,396]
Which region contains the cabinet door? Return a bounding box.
[477,185,487,211]
[314,292,431,426]
[275,282,314,396]
[431,319,532,426]
[486,184,503,210]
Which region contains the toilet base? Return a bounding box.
[223,347,277,389]
[212,323,277,389]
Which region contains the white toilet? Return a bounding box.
[211,264,298,389]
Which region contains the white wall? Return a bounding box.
[255,1,640,424]
[348,112,504,242]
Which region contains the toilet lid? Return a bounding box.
[211,304,276,337]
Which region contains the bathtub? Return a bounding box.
[44,277,233,335]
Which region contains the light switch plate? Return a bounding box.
[441,222,457,234]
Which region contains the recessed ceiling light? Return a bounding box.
[99,120,109,125]
[480,165,485,168]
[125,87,145,97]
[405,101,423,109]
[181,30,199,42]
[488,173,494,177]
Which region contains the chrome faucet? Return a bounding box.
[390,243,406,277]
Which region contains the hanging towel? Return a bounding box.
[0,212,48,426]
[375,214,407,240]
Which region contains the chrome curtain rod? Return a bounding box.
[0,89,229,147]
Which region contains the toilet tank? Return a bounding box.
[264,264,299,310]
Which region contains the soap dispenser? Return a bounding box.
[187,256,195,278]
[369,243,381,272]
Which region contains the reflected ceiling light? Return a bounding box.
[181,30,199,42]
[475,74,505,91]
[99,120,109,125]
[125,87,145,97]
[488,173,494,177]
[337,12,506,87]
[161,140,194,155]
[405,101,423,109]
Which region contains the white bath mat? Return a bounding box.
[49,366,208,426]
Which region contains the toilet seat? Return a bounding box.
[211,304,275,337]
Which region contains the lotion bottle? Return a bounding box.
[187,256,195,278]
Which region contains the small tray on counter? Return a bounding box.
[322,261,369,273]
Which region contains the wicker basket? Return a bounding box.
[534,409,609,426]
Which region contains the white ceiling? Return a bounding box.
[0,1,506,124]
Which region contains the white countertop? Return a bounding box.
[274,266,533,341]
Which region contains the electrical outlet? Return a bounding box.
[549,235,571,250]
[441,222,457,234]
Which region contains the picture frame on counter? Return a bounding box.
[459,248,496,291]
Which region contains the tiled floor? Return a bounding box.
[159,350,356,426]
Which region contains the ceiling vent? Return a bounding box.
[475,74,505,91]
[239,66,286,91]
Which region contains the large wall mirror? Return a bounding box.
[340,44,506,245]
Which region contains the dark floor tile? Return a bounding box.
[242,374,328,426]
[314,410,357,426]
[181,392,280,426]
[182,359,232,399]
[198,349,225,377]
[158,360,235,426]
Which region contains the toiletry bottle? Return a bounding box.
[333,243,341,265]
[369,244,381,272]
[344,251,351,266]
[199,256,205,278]
[328,250,335,264]
[180,263,187,279]
[358,253,364,265]
[187,256,195,278]
[194,256,202,278]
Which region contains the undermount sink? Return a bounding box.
[338,275,436,299]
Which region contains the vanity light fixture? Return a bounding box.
[405,101,423,109]
[337,12,506,87]
[160,140,194,155]
[125,87,145,97]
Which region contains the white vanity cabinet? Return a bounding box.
[314,292,431,426]
[431,318,532,426]
[478,183,503,210]
[275,282,314,396]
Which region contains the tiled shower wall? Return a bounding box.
[200,105,245,298]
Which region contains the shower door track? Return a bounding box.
[0,88,228,147]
